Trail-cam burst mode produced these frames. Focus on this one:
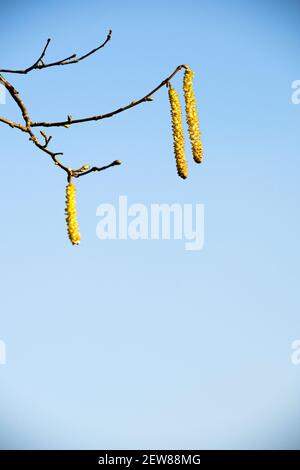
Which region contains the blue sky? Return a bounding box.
[0,0,300,449]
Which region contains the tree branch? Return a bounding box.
[31,64,187,128]
[0,30,112,74]
[0,116,26,131]
[0,74,31,126]
[0,32,188,184]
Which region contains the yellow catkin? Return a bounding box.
[168,85,188,179]
[183,67,203,164]
[65,182,81,245]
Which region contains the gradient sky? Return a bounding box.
[0,0,300,449]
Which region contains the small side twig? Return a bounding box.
[75,160,121,178]
[40,130,52,148]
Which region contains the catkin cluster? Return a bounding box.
[65,182,81,245]
[168,65,203,178]
[63,65,202,245]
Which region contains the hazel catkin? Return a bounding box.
[183,66,203,164]
[65,181,81,245]
[168,84,188,179]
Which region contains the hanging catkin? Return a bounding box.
[65,181,81,245]
[168,84,188,179]
[183,66,203,164]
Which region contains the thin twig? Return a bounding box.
[0,30,112,74]
[40,130,52,148]
[30,38,51,71]
[76,160,121,177]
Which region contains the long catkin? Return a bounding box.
[168,85,188,179]
[183,67,203,164]
[65,182,81,245]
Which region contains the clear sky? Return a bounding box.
[0,0,300,449]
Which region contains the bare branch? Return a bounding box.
[31,64,186,128]
[76,160,121,178]
[0,30,112,74]
[0,39,187,184]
